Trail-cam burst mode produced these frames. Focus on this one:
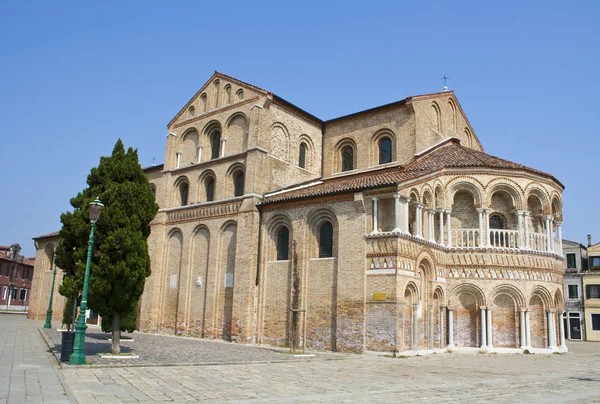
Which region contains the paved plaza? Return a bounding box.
[3,313,600,403]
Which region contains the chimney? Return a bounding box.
[589,234,593,247]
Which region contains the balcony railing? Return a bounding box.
[451,229,480,248]
[528,232,547,252]
[489,229,520,249]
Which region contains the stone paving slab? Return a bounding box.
[0,313,71,403]
[59,345,600,403]
[40,324,342,367]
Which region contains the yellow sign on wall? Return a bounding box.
[373,292,387,301]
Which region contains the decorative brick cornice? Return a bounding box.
[172,96,260,130]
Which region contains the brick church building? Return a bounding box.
[30,72,567,354]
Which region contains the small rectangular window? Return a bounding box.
[566,253,577,269]
[11,288,17,300]
[591,257,600,270]
[568,285,579,299]
[592,314,600,331]
[1,286,6,300]
[587,285,600,299]
[19,288,26,301]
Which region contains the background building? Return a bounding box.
[0,243,35,311]
[583,235,600,341]
[562,239,587,340]
[27,232,66,322]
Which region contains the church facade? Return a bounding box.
[138,72,567,354]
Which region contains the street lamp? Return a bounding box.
[70,197,104,365]
[43,253,58,328]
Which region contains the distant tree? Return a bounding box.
[55,139,158,353]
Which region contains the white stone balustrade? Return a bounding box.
[489,229,520,249]
[451,229,480,248]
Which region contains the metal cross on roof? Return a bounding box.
[442,75,450,91]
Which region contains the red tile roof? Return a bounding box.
[33,231,60,240]
[262,139,562,204]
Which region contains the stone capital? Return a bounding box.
[371,196,379,202]
[555,221,563,226]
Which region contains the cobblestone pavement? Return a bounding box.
[6,315,600,403]
[41,325,334,366]
[0,313,70,403]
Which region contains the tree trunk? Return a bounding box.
[112,312,121,354]
[69,294,78,332]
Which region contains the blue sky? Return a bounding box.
[1,1,598,256]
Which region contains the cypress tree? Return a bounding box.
[56,139,158,354]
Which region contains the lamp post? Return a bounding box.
[43,254,58,328]
[70,198,104,365]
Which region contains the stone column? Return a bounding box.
[220,137,227,157]
[439,306,445,349]
[519,309,527,349]
[402,197,410,235]
[477,208,485,247]
[516,210,524,249]
[556,221,563,255]
[197,145,203,163]
[547,309,557,349]
[438,209,445,245]
[428,210,435,242]
[484,209,492,248]
[445,209,452,247]
[429,305,434,349]
[415,203,423,238]
[176,151,181,168]
[523,211,531,249]
[525,310,532,349]
[447,309,454,349]
[544,215,553,251]
[480,306,487,349]
[393,193,401,233]
[371,197,379,234]
[412,304,419,350]
[486,306,493,349]
[559,310,567,349]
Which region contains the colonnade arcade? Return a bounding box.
[367,183,563,256]
[399,273,567,352]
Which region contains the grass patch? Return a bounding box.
[523,349,532,354]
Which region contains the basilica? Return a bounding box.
[30,72,567,354]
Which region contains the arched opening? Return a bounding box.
[492,293,519,347]
[299,142,307,168]
[188,105,195,117]
[150,184,156,199]
[341,146,354,172]
[236,89,244,101]
[179,182,189,206]
[529,295,547,348]
[432,102,441,132]
[233,171,244,197]
[162,230,183,334]
[454,291,480,347]
[451,190,478,247]
[200,94,207,113]
[378,137,392,164]
[276,226,290,260]
[210,131,221,159]
[213,80,220,108]
[224,84,232,105]
[403,283,419,350]
[220,223,237,341]
[205,177,215,202]
[318,221,334,258]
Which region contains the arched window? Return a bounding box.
[341,146,354,172]
[150,185,156,199]
[378,137,392,164]
[233,171,245,197]
[489,214,506,229]
[213,80,220,108]
[299,142,307,168]
[201,94,207,113]
[179,183,189,206]
[276,227,289,260]
[319,221,334,258]
[188,105,195,117]
[210,131,221,159]
[225,85,232,104]
[236,89,244,101]
[205,178,215,202]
